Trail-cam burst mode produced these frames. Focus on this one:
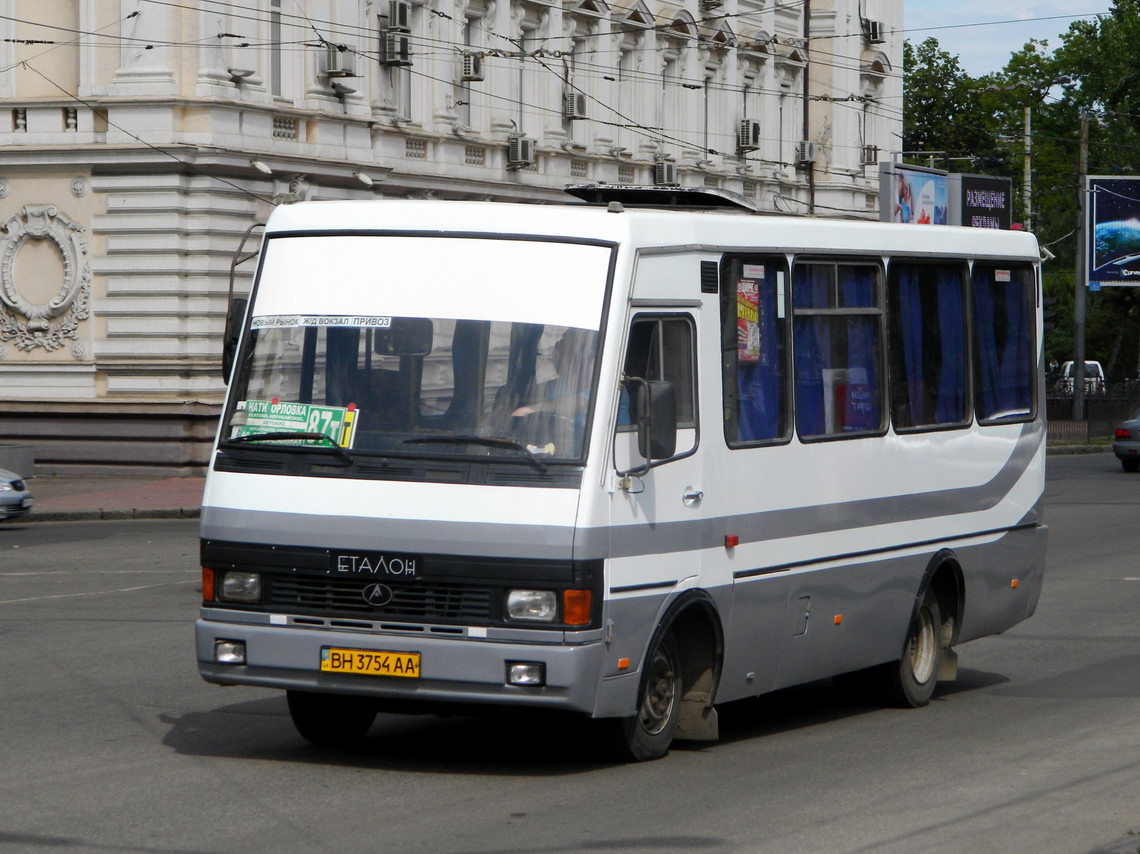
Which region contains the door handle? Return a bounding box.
[682,489,703,507]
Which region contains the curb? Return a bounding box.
[25,507,201,524]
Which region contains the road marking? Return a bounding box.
[0,579,197,605]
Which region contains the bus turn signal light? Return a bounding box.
[563,589,592,625]
[201,567,215,602]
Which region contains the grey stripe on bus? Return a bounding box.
[201,420,1042,561]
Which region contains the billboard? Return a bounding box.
[879,164,948,225]
[1087,176,1140,286]
[949,174,1012,229]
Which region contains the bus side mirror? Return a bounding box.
[222,296,248,383]
[636,379,677,461]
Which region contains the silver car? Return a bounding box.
[1113,408,1140,472]
[0,468,33,521]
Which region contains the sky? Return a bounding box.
[902,0,1112,77]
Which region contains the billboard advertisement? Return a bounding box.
[880,164,948,225]
[1088,176,1140,285]
[949,174,1012,229]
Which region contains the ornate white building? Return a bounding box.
[0,0,900,474]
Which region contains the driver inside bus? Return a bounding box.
[510,328,594,451]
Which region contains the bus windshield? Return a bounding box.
[222,234,611,464]
[226,317,599,461]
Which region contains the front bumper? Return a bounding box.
[196,611,614,716]
[0,496,32,521]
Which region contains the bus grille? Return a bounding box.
[267,575,493,623]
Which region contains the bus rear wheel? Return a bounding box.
[286,690,377,746]
[611,632,682,762]
[879,589,942,708]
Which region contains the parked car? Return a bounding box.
[1058,360,1106,395]
[1114,407,1140,472]
[0,468,33,522]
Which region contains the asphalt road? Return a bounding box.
[0,454,1137,854]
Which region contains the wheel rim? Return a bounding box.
[908,603,938,684]
[638,645,677,736]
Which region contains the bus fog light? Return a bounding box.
[507,662,545,686]
[214,639,246,664]
[221,571,261,603]
[506,589,557,622]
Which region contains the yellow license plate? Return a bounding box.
[320,648,421,678]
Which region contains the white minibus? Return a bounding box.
[197,191,1047,760]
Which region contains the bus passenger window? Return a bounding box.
[973,264,1034,422]
[720,257,790,445]
[887,262,968,430]
[792,261,884,439]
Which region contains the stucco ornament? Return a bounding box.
[0,205,91,353]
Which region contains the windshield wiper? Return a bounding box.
[227,431,355,465]
[401,435,549,474]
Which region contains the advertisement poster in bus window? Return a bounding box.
[736,277,761,362]
[1087,176,1140,286]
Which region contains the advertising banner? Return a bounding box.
[879,164,948,225]
[1088,176,1140,285]
[949,174,1012,229]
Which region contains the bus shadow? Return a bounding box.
[703,667,1010,748]
[161,697,624,775]
[163,668,1010,773]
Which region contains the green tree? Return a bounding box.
[902,38,998,168]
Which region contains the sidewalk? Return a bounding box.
[15,442,1112,524]
[24,474,205,523]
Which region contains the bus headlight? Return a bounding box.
[506,589,557,622]
[220,571,261,603]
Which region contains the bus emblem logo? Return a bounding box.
[362,583,394,607]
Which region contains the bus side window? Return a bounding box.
[720,257,791,445]
[972,263,1035,422]
[619,315,696,455]
[792,260,885,439]
[887,261,969,430]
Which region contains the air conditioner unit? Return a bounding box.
[737,119,761,152]
[507,135,536,168]
[461,53,483,82]
[388,0,412,32]
[380,31,412,67]
[699,0,724,9]
[861,144,880,166]
[796,140,816,166]
[321,44,355,78]
[564,91,588,120]
[862,18,886,44]
[654,161,679,186]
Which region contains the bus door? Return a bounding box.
[607,311,703,674]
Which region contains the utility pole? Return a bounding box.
[1023,106,1033,232]
[1074,112,1089,422]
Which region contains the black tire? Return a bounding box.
[286,690,377,746]
[1122,458,1140,473]
[876,589,942,708]
[610,632,682,762]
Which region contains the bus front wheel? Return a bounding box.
[286,690,377,746]
[880,589,942,708]
[611,631,682,761]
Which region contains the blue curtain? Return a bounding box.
[895,264,967,427]
[934,268,966,423]
[973,268,1031,420]
[793,267,827,436]
[842,268,879,431]
[736,267,783,441]
[895,266,925,423]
